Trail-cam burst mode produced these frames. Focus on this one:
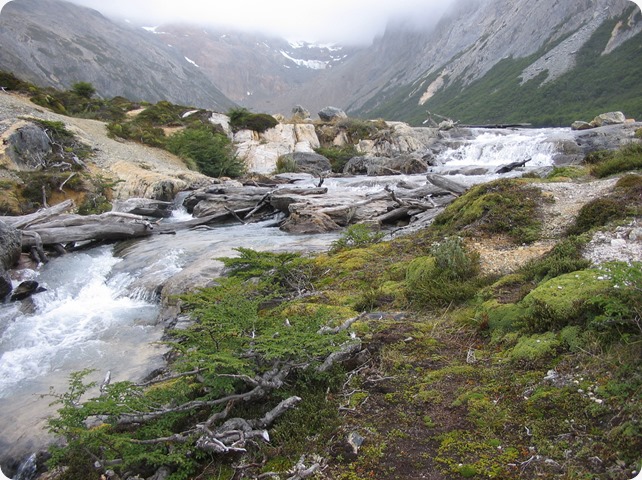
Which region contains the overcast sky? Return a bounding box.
[0,0,455,44]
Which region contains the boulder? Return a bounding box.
[0,220,21,270]
[286,151,332,176]
[209,113,233,138]
[6,123,51,169]
[0,270,12,301]
[571,121,593,131]
[280,210,340,234]
[292,105,311,119]
[10,280,46,302]
[590,112,626,128]
[111,198,174,218]
[318,106,348,122]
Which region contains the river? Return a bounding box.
[0,127,566,476]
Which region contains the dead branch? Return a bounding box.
[317,341,362,373]
[318,312,366,335]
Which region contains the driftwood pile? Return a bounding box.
[0,174,468,264]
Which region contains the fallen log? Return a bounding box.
[495,158,530,174]
[0,199,75,229]
[426,174,468,196]
[16,205,255,248]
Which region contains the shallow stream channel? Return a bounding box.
[0,127,566,476]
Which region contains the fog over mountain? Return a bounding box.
[0,0,640,125]
[0,0,455,44]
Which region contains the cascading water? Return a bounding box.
[432,127,565,177]
[0,213,340,475]
[0,126,568,476]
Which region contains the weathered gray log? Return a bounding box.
[0,199,75,229]
[426,174,468,195]
[17,206,253,248]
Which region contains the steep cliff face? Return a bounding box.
[279,0,641,124]
[0,0,235,111]
[345,0,642,125]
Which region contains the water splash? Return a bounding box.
[436,129,564,169]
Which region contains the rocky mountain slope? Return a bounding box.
[291,0,642,125]
[0,0,235,111]
[140,25,358,111]
[0,0,640,125]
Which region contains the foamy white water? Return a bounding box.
[436,128,564,169]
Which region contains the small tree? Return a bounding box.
[166,125,244,178]
[71,81,96,99]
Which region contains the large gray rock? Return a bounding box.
[282,152,332,176]
[0,270,12,301]
[318,107,347,122]
[292,105,311,119]
[571,121,593,131]
[0,220,21,270]
[280,210,340,234]
[112,198,174,218]
[573,122,642,155]
[590,112,626,128]
[6,123,51,169]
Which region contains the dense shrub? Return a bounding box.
[71,81,96,99]
[432,179,543,244]
[275,155,298,173]
[521,236,591,282]
[330,224,385,252]
[166,125,243,178]
[228,107,278,133]
[566,198,624,236]
[315,145,362,173]
[586,143,642,178]
[405,237,483,308]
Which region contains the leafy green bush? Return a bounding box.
[275,154,298,173]
[46,251,353,480]
[71,81,96,99]
[330,224,385,252]
[587,143,642,178]
[315,145,362,173]
[166,125,243,178]
[0,70,32,91]
[405,238,484,308]
[228,107,278,133]
[335,118,383,142]
[521,236,591,283]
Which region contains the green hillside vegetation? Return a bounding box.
[361,7,642,127]
[0,73,248,178]
[46,153,642,479]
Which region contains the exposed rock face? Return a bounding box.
[0,220,21,301]
[573,122,642,154]
[292,105,311,120]
[318,107,348,122]
[356,123,439,157]
[344,154,428,176]
[591,111,627,127]
[235,124,321,174]
[289,151,332,176]
[0,0,235,110]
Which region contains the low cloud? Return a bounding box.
[60,0,454,44]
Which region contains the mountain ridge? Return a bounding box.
[0,0,640,125]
